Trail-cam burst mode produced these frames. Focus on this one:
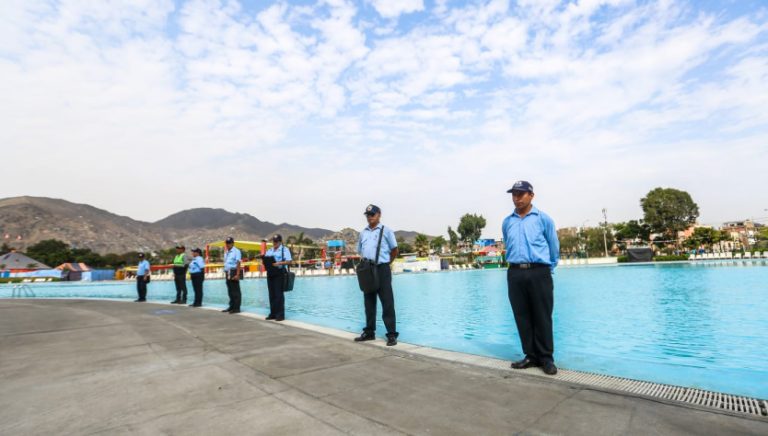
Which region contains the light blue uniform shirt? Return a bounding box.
[265,245,292,269]
[137,260,150,276]
[224,247,242,270]
[358,225,398,264]
[502,206,560,271]
[189,256,205,274]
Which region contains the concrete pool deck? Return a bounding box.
[1,299,766,435]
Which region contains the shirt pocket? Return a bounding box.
[524,223,548,250]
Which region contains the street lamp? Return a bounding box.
[580,220,589,259]
[602,208,609,257]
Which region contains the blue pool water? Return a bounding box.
[3,261,767,399]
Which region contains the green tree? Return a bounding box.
[457,214,486,244]
[1,243,13,254]
[557,230,579,256]
[414,234,430,257]
[102,253,128,268]
[579,227,608,257]
[397,237,414,255]
[683,227,722,250]
[430,235,447,253]
[641,188,699,242]
[70,247,105,267]
[154,247,178,264]
[613,220,651,244]
[755,227,768,251]
[447,227,459,251]
[287,232,317,260]
[25,239,71,267]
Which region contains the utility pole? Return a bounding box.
[602,208,609,257]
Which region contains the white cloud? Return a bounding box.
[370,0,424,19]
[0,0,767,237]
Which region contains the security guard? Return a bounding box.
[188,248,205,307]
[264,234,292,321]
[134,253,150,302]
[502,181,560,375]
[354,204,400,346]
[171,244,190,304]
[223,237,242,314]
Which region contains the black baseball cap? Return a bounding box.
[175,244,185,249]
[138,252,145,258]
[191,248,202,254]
[364,204,381,215]
[506,180,534,193]
[272,234,283,242]
[225,237,235,244]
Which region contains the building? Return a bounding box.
[720,220,763,249]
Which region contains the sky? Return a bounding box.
[1,0,767,239]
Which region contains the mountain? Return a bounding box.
[155,208,333,240]
[0,197,340,253]
[0,196,165,254]
[0,197,426,255]
[155,208,336,250]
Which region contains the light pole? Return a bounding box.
[602,208,609,257]
[580,220,590,259]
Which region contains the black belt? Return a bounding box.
[508,263,549,269]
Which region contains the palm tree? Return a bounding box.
[414,234,430,257]
[287,232,315,261]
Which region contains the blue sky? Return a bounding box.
[1,0,767,238]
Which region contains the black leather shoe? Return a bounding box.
[274,317,284,322]
[189,304,201,307]
[542,361,558,375]
[354,332,375,342]
[266,315,276,320]
[386,335,397,346]
[511,357,540,369]
[221,308,231,313]
[170,300,180,304]
[229,310,241,314]
[134,299,145,302]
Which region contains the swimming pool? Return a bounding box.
[3,261,767,399]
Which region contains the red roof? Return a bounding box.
[477,245,501,254]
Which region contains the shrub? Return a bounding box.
[652,255,689,262]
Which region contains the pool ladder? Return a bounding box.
[10,284,36,298]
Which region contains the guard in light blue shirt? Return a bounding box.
[188,248,206,307]
[502,181,560,376]
[354,204,400,346]
[358,223,398,264]
[222,237,242,313]
[134,253,150,302]
[263,235,292,321]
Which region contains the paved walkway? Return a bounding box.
[1,299,766,435]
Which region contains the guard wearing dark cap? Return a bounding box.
[263,234,292,321]
[354,204,400,346]
[222,237,242,313]
[134,253,150,302]
[502,181,560,375]
[188,248,206,307]
[171,244,190,304]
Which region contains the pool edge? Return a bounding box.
[4,297,767,421]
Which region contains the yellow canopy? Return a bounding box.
[207,240,272,251]
[207,240,318,251]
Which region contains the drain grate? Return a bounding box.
[272,317,768,419]
[403,346,767,419]
[554,371,767,418]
